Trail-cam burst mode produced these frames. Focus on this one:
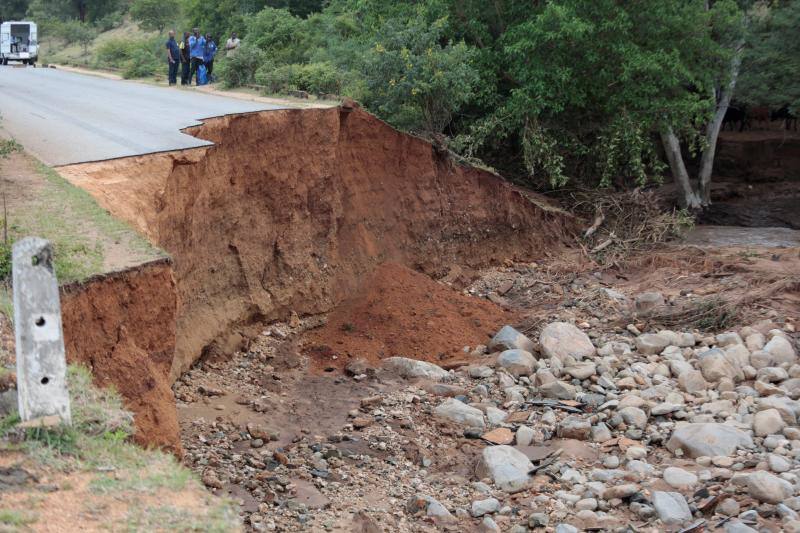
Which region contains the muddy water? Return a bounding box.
[683,225,800,248]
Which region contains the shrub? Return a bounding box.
[122,48,160,79]
[57,20,98,53]
[95,38,138,68]
[216,44,266,88]
[294,62,341,94]
[255,63,296,93]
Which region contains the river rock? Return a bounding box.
[471,497,500,517]
[663,467,698,490]
[652,491,692,526]
[384,357,448,381]
[666,423,753,458]
[746,471,794,503]
[476,445,533,493]
[753,408,785,437]
[489,326,536,353]
[635,333,671,355]
[678,370,709,394]
[434,399,485,429]
[497,349,536,377]
[557,415,592,440]
[698,349,743,382]
[540,322,596,363]
[565,361,597,380]
[765,336,797,364]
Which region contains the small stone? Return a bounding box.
[765,336,797,365]
[384,357,449,381]
[717,498,740,516]
[663,467,698,490]
[768,453,791,473]
[635,333,671,355]
[557,415,591,440]
[489,326,536,353]
[652,491,692,526]
[516,426,535,446]
[471,497,501,517]
[666,423,753,458]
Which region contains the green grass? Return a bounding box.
[0,509,38,528]
[122,502,239,533]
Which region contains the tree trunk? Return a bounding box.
[661,128,701,210]
[697,39,744,205]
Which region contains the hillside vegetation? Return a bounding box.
[3,0,799,205]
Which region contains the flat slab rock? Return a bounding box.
[666,423,753,458]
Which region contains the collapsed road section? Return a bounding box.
[56,105,576,448]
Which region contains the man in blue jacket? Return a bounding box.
[203,34,218,82]
[187,28,205,85]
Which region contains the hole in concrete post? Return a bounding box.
[31,256,39,266]
[35,316,45,327]
[40,377,49,385]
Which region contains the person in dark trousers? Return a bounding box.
[203,34,217,82]
[188,28,206,85]
[179,31,191,85]
[165,30,180,86]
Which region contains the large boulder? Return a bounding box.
[666,423,753,458]
[476,445,533,493]
[497,349,536,377]
[489,326,536,353]
[434,399,485,429]
[539,322,596,363]
[384,357,448,381]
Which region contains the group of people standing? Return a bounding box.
[166,29,241,86]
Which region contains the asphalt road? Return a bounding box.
[0,66,286,166]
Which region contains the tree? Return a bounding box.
[130,0,180,33]
[27,0,121,23]
[1,0,30,21]
[738,1,800,112]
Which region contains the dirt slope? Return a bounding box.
[61,260,181,451]
[60,106,575,378]
[305,262,513,370]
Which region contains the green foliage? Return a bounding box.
[55,19,98,52]
[739,1,800,111]
[130,0,181,33]
[122,47,160,78]
[361,14,479,133]
[215,43,266,87]
[254,61,342,94]
[245,7,309,64]
[0,240,14,282]
[0,0,29,20]
[95,36,162,78]
[27,0,123,23]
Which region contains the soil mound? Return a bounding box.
[304,262,511,370]
[59,106,575,379]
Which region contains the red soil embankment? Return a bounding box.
[60,260,180,452]
[59,106,576,382]
[305,262,512,371]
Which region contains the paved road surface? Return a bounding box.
[0,66,286,165]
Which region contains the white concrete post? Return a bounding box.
[12,237,71,425]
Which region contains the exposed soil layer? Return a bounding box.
[303,262,513,371]
[59,106,575,379]
[60,260,181,451]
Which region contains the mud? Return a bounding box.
[59,106,575,381]
[60,260,181,451]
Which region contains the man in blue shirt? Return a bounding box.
[165,30,180,86]
[187,28,206,86]
[203,34,218,82]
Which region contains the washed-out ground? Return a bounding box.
[175,234,800,532]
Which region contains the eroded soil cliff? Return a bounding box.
[60,107,575,379]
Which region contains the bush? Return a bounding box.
[95,38,138,68]
[216,44,266,88]
[294,62,341,94]
[94,11,125,32]
[57,20,98,53]
[255,63,296,93]
[122,48,160,79]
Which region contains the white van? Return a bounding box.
[0,21,38,66]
